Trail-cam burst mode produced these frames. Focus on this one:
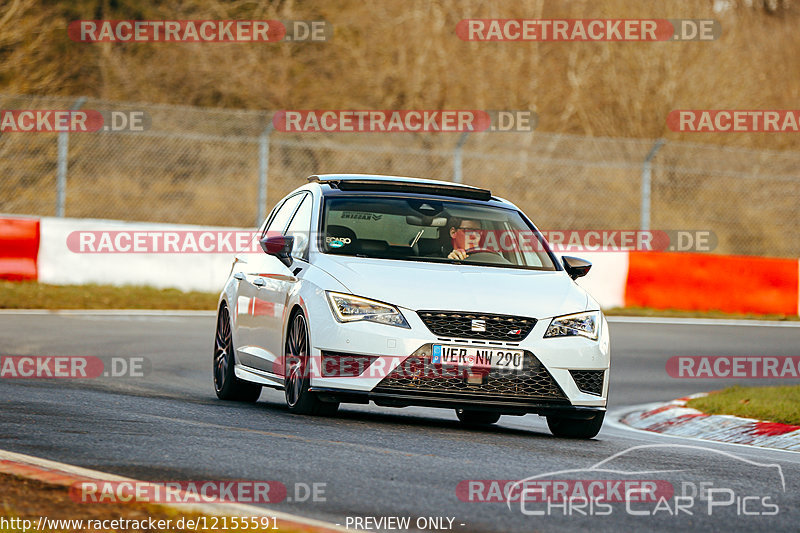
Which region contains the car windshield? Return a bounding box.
[321,196,557,270]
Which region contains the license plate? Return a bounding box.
[431,344,524,371]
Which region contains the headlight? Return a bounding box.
[544,311,600,340]
[325,291,410,328]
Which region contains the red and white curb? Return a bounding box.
[619,394,800,452]
[0,448,347,533]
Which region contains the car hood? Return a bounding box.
[313,255,589,319]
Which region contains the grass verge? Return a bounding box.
[0,473,307,533]
[0,281,218,310]
[686,385,800,426]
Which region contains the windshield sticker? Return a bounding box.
[326,236,351,248]
[341,211,382,221]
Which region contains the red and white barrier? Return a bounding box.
[1,215,799,316]
[37,217,237,292]
[625,251,800,316]
[0,216,40,281]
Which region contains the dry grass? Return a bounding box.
[1,0,798,147]
[0,281,218,310]
[687,385,800,426]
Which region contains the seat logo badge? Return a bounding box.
[471,319,486,332]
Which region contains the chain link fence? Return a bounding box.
[1,93,798,257]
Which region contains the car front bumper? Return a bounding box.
[306,300,610,413]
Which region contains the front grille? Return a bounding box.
[373,347,566,402]
[570,370,605,396]
[418,311,536,341]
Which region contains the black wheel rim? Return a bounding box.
[285,314,308,408]
[214,305,232,392]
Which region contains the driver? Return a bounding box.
[446,217,483,260]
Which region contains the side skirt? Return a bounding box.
[234,364,285,390]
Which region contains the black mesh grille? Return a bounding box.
[320,352,378,377]
[418,311,536,341]
[570,370,605,396]
[373,349,566,402]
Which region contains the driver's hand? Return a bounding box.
[448,249,468,260]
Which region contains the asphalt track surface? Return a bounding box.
[1,312,800,532]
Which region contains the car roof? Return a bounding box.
[307,174,496,202]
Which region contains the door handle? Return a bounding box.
[252,278,266,287]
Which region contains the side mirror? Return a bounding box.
[260,235,294,267]
[562,256,591,280]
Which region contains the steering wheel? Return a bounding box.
[465,247,498,255]
[465,251,512,264]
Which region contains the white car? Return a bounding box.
[213,174,610,438]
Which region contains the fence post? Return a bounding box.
[640,138,665,231]
[256,122,275,226]
[56,96,87,217]
[453,131,470,183]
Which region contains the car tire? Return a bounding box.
[455,409,501,425]
[213,303,262,402]
[546,411,604,439]
[284,310,339,416]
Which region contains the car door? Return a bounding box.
[251,192,313,376]
[234,193,305,372]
